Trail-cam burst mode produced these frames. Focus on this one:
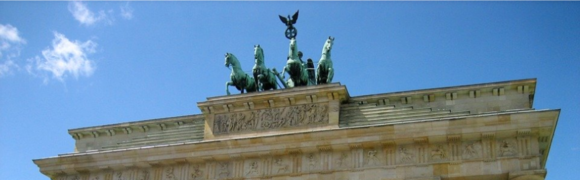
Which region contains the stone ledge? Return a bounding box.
[33,109,559,178]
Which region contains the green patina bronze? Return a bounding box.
[252,45,280,91]
[281,38,310,88]
[222,10,337,95]
[316,36,335,84]
[225,53,257,95]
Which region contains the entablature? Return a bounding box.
[34,109,559,179]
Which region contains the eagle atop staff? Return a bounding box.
[279,10,299,28]
[279,10,299,39]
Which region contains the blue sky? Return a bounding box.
[1,1,579,179]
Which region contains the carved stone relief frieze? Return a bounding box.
[463,141,482,159]
[430,145,447,161]
[53,136,537,179]
[304,153,318,171]
[273,157,290,174]
[89,173,102,180]
[216,162,231,179]
[398,146,415,164]
[138,169,150,180]
[213,103,329,134]
[114,171,124,180]
[164,166,177,180]
[334,151,349,169]
[499,139,518,157]
[189,164,204,180]
[365,149,380,166]
[245,160,260,176]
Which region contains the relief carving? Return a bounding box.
[430,145,447,160]
[214,103,329,134]
[366,150,379,166]
[336,152,349,167]
[463,142,481,159]
[246,161,259,175]
[399,147,414,163]
[306,153,317,168]
[217,162,230,178]
[500,140,517,156]
[138,170,150,180]
[274,158,289,173]
[114,172,124,180]
[189,164,203,180]
[165,166,176,180]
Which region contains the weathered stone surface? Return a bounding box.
[34,79,556,180]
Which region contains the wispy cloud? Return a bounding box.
[120,2,134,20]
[68,1,111,26]
[30,32,96,83]
[0,24,26,77]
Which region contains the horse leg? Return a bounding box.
[257,74,264,91]
[281,66,288,80]
[226,81,233,95]
[253,73,260,92]
[327,67,334,83]
[316,64,321,85]
[271,76,278,90]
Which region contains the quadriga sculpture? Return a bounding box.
[316,36,334,84]
[252,45,280,91]
[281,38,309,87]
[224,53,257,95]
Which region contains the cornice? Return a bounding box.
[34,109,559,177]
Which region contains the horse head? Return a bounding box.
[322,36,334,56]
[289,38,299,60]
[254,45,264,65]
[224,53,239,69]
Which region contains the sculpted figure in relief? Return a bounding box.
[165,167,176,180]
[307,153,317,168]
[114,172,124,180]
[463,142,480,159]
[138,170,150,180]
[337,152,348,167]
[218,162,230,178]
[274,158,289,173]
[366,150,379,165]
[431,145,446,160]
[247,161,259,175]
[214,103,329,134]
[399,147,414,163]
[500,140,517,156]
[189,164,203,180]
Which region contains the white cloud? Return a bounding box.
[68,1,110,26]
[32,32,96,82]
[0,24,26,77]
[0,24,25,44]
[120,2,134,20]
